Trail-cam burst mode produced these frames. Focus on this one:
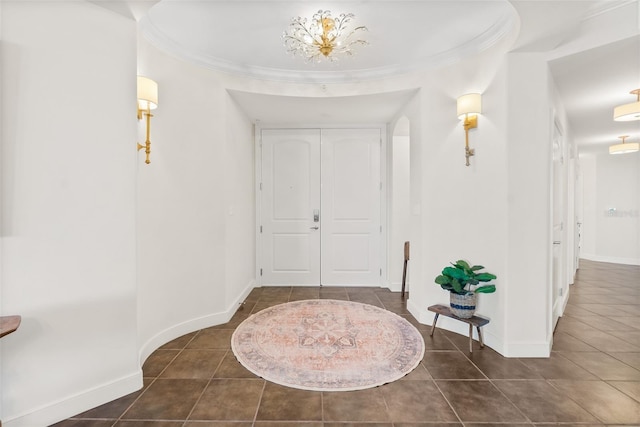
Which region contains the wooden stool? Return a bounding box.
[428,304,489,353]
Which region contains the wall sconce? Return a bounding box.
[137,76,158,164]
[613,89,640,121]
[457,93,482,166]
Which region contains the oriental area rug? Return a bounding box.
[231,299,425,391]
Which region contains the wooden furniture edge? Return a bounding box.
[0,315,22,339]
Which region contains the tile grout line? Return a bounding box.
[113,333,197,425]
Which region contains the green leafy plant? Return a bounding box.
[435,260,497,295]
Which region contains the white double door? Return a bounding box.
[260,128,382,286]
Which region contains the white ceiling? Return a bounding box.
[140,1,517,82]
[100,0,640,151]
[549,35,640,153]
[228,89,419,126]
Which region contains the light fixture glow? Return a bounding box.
[137,76,158,115]
[613,89,640,121]
[137,76,159,165]
[457,93,482,120]
[457,93,482,166]
[283,10,368,63]
[609,135,640,155]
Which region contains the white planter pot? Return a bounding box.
[449,292,476,318]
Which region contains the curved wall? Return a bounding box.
[1,2,140,426]
[136,35,256,363]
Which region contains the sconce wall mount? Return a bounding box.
[457,93,482,166]
[137,76,158,164]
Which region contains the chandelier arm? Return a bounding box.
[297,21,325,47]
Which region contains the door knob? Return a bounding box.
[310,226,319,230]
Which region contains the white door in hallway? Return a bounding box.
[260,128,381,286]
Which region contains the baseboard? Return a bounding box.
[501,340,552,357]
[387,281,407,293]
[138,280,256,365]
[4,281,258,427]
[406,298,427,325]
[3,370,142,427]
[580,254,640,266]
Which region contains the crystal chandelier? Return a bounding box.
[283,10,368,62]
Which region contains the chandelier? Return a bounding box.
[283,10,368,62]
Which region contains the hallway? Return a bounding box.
[55,259,640,426]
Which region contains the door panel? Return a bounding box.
[261,129,321,285]
[321,129,381,285]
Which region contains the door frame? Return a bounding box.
[550,115,569,331]
[255,124,388,287]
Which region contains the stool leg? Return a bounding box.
[477,326,485,348]
[430,314,439,337]
[401,260,407,299]
[468,324,473,353]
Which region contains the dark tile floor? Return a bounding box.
[55,259,640,426]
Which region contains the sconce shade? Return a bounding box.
[137,76,158,111]
[457,93,482,119]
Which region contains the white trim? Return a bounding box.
[580,254,640,266]
[254,126,263,286]
[380,124,389,289]
[138,280,255,365]
[502,339,553,358]
[3,371,141,427]
[583,0,637,20]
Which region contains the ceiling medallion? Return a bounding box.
[283,10,368,63]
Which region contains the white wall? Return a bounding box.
[136,37,256,362]
[224,97,256,308]
[504,53,553,356]
[0,3,140,426]
[580,151,640,265]
[389,119,411,290]
[400,34,519,355]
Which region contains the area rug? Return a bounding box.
[231,299,425,391]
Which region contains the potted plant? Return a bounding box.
[435,259,496,318]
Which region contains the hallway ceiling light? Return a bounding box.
[613,89,640,121]
[609,135,639,155]
[283,10,368,62]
